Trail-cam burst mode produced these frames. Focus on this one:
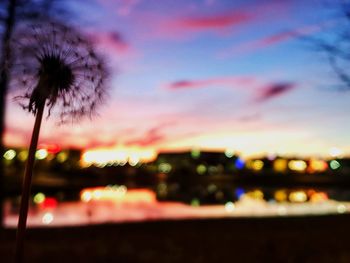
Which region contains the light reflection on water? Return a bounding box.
[4,188,350,228]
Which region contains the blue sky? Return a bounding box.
[5,0,350,158]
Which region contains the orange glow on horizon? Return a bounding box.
[157,132,350,159]
[81,146,157,166]
[4,126,350,160]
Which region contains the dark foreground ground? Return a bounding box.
[1,214,350,263]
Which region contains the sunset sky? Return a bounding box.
[5,0,350,158]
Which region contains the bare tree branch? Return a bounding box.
[310,1,350,90]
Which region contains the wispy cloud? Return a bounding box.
[132,8,256,41]
[84,139,117,149]
[125,122,175,147]
[165,76,256,90]
[219,23,331,58]
[165,76,296,103]
[138,0,294,40]
[256,82,296,102]
[90,31,132,55]
[95,0,294,42]
[154,10,255,39]
[175,11,253,30]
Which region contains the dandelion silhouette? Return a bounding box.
[12,22,108,123]
[11,22,108,262]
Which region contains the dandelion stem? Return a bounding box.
[14,100,45,263]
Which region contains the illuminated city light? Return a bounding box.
[128,154,140,166]
[289,191,307,203]
[337,204,347,214]
[81,191,92,202]
[82,150,126,167]
[42,212,54,225]
[92,190,103,200]
[33,192,46,204]
[96,163,107,168]
[235,188,245,199]
[288,160,307,172]
[196,164,207,175]
[273,159,287,172]
[3,149,16,160]
[246,190,264,200]
[56,152,68,163]
[81,148,156,167]
[224,149,235,158]
[225,202,235,212]
[235,158,245,169]
[36,149,48,160]
[191,148,201,159]
[310,192,328,203]
[158,163,172,173]
[119,160,127,166]
[309,159,328,173]
[252,160,264,171]
[41,197,58,209]
[191,198,200,207]
[274,190,287,202]
[18,150,28,161]
[330,160,341,170]
[39,144,61,154]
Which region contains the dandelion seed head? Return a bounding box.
[10,22,109,123]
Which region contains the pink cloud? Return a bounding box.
[125,122,175,147]
[165,76,257,90]
[154,10,255,39]
[253,24,323,49]
[132,8,258,41]
[143,0,295,40]
[176,12,253,29]
[165,76,296,103]
[256,82,296,102]
[219,23,330,58]
[90,31,131,55]
[84,139,117,149]
[94,0,295,42]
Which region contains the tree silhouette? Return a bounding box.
[11,21,108,263]
[313,1,350,90]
